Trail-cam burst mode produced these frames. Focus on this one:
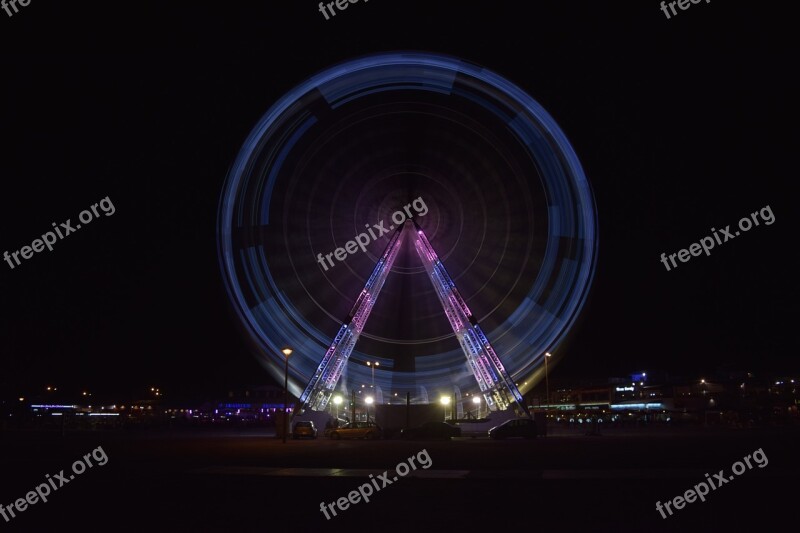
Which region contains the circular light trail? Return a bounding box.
[218,52,598,400]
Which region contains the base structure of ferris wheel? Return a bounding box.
[298,220,529,418]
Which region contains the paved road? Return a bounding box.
[0,427,796,531]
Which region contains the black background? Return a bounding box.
[1,1,797,400]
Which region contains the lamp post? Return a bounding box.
[366,361,379,388]
[333,395,342,420]
[472,395,481,419]
[365,396,374,422]
[281,347,292,443]
[545,352,552,422]
[440,396,450,422]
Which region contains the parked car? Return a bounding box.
[400,421,461,440]
[292,420,318,439]
[328,421,382,440]
[488,418,537,439]
[323,418,349,438]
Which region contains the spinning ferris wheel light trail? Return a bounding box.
[218,53,599,417]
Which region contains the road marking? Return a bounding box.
[190,467,782,480]
[191,466,470,478]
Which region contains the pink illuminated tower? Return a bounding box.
[299,221,528,416]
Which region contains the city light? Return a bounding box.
[364,396,374,422]
[367,361,379,387]
[472,395,481,418]
[281,347,292,444]
[11,369,796,434]
[440,396,450,422]
[545,352,552,422]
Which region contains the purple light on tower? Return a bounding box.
[299,219,527,416]
[412,223,527,414]
[299,225,405,411]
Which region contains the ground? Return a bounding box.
[0,426,796,531]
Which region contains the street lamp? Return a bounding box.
[365,396,374,422]
[333,395,342,419]
[472,395,481,419]
[281,347,293,443]
[366,361,379,388]
[440,396,450,422]
[545,352,552,419]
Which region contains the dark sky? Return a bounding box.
[0,2,796,399]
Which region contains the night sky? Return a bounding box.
[1,2,796,400]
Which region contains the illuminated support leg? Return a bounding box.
[412,223,529,416]
[300,219,528,417]
[299,225,405,411]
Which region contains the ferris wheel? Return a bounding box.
[217,52,598,415]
